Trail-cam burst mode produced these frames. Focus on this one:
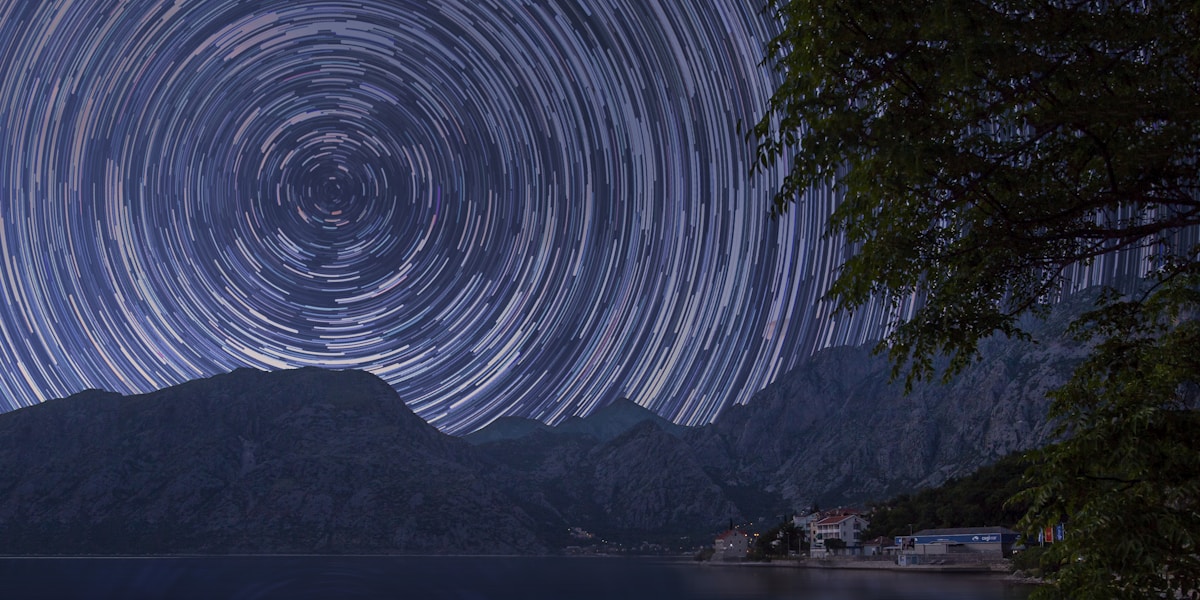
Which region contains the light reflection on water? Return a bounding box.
[0,556,1034,600]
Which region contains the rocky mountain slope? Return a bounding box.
[477,420,741,544]
[472,293,1093,518]
[684,341,1066,508]
[682,294,1089,508]
[464,396,740,542]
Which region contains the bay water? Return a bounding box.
[0,556,1033,599]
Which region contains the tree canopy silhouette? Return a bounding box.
[752,1,1200,598]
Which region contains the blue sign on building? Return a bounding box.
[908,532,1018,546]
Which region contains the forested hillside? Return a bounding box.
[862,452,1031,539]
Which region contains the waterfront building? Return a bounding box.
[897,526,1019,558]
[809,512,869,557]
[712,529,749,561]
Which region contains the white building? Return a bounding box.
[792,513,819,547]
[810,513,869,557]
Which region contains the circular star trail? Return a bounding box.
[0,0,918,433]
[0,1,1169,433]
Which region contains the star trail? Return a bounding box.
[0,0,1148,434]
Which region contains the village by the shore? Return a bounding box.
[705,507,1039,579]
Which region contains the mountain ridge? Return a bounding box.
[0,368,545,555]
[0,293,1092,553]
[464,396,683,445]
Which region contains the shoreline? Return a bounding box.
[0,553,1044,586]
[0,552,1042,582]
[693,556,1039,581]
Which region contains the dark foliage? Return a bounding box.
[753,1,1200,597]
[750,520,802,560]
[863,452,1030,539]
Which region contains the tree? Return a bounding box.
[752,1,1200,598]
[752,521,801,559]
[1014,293,1200,598]
[862,452,1031,540]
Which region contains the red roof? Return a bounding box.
[815,514,860,526]
[716,529,747,540]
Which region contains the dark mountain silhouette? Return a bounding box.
[0,294,1092,554]
[554,398,686,441]
[461,416,551,445]
[0,368,544,555]
[476,420,742,545]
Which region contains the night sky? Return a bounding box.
[0,0,1116,435]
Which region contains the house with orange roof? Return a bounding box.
[809,511,869,557]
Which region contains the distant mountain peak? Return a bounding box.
[591,397,649,416]
[464,396,684,445]
[543,398,682,442]
[461,416,551,445]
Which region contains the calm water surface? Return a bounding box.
[0,556,1034,600]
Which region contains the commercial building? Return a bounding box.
[896,527,1019,558]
